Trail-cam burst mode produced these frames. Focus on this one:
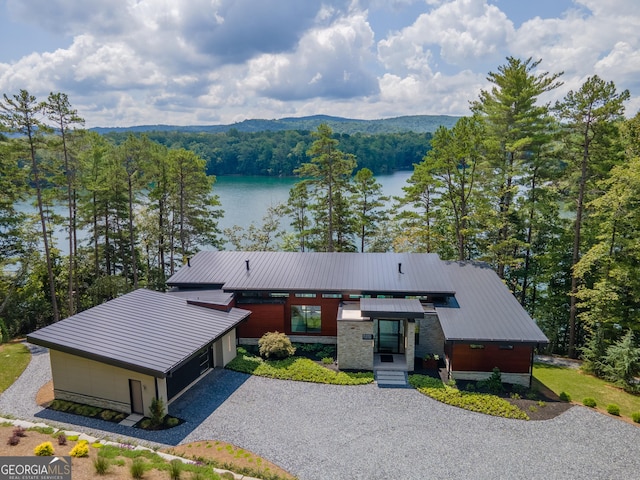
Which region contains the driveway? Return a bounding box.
[2,345,640,480]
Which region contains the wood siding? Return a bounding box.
[449,343,532,373]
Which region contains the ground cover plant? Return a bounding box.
[226,348,373,385]
[409,374,530,420]
[533,362,640,421]
[49,399,128,423]
[0,342,30,394]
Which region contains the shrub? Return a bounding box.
[34,441,55,456]
[632,412,640,423]
[148,397,166,429]
[168,459,183,480]
[66,435,79,441]
[57,433,67,446]
[529,406,538,413]
[606,404,620,416]
[559,391,571,402]
[537,400,546,408]
[321,357,334,365]
[7,435,20,446]
[582,397,597,408]
[93,456,110,475]
[13,426,26,437]
[258,331,296,359]
[510,392,521,400]
[70,442,89,457]
[165,417,180,428]
[477,368,504,394]
[130,459,145,479]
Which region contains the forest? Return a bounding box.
[1,57,640,380]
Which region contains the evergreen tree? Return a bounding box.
[350,168,389,252]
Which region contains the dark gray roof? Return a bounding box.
[167,251,455,294]
[436,262,548,344]
[27,289,250,377]
[360,298,425,318]
[166,288,234,306]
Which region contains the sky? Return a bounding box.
[0,0,638,128]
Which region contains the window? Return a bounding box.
[349,294,371,299]
[322,293,342,299]
[269,292,289,298]
[469,344,485,349]
[499,344,514,350]
[291,306,321,333]
[295,293,316,298]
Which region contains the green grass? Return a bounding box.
[0,343,31,394]
[533,363,640,419]
[408,374,529,420]
[226,351,373,385]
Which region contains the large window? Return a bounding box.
[291,305,321,333]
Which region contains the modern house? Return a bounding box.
[167,251,548,386]
[27,289,250,415]
[27,251,548,417]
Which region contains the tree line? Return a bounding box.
[104,129,432,176]
[1,56,640,376]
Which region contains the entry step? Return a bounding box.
[375,370,409,388]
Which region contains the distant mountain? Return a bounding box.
[91,114,460,135]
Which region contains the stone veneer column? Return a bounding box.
[337,320,374,370]
[405,320,416,371]
[416,313,445,359]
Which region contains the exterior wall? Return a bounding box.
[450,370,531,387]
[285,296,340,337]
[221,329,237,366]
[337,320,373,370]
[449,343,533,373]
[237,303,285,337]
[405,321,415,371]
[49,350,166,415]
[239,336,336,346]
[415,313,445,359]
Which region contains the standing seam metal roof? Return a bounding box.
[27,289,251,377]
[167,251,456,293]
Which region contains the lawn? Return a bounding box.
[0,342,31,394]
[533,362,640,420]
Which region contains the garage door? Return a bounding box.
[166,346,211,400]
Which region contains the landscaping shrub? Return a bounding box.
[258,331,296,359]
[582,397,597,408]
[477,367,504,393]
[57,433,67,446]
[606,403,620,416]
[168,459,183,480]
[631,412,640,423]
[321,357,334,365]
[93,456,110,475]
[559,391,571,402]
[34,441,55,456]
[130,459,146,479]
[13,426,26,437]
[165,417,180,428]
[70,441,89,458]
[7,434,20,446]
[148,397,166,429]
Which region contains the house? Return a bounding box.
[27,289,250,415]
[167,251,548,386]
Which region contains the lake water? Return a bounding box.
[21,171,413,253]
[214,171,412,233]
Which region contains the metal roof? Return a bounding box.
[436,262,548,344]
[166,288,234,306]
[27,289,251,377]
[360,298,425,318]
[167,251,456,294]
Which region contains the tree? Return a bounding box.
[350,168,389,252]
[295,124,356,252]
[602,330,640,390]
[285,181,312,252]
[555,75,630,357]
[471,57,563,278]
[0,90,60,322]
[42,92,84,314]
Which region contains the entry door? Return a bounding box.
[129,379,144,415]
[377,320,403,353]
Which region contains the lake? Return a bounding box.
[21,171,413,252]
[214,171,412,233]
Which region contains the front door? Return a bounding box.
[129,379,144,415]
[376,319,404,353]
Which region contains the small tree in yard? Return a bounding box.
[258,332,296,359]
[148,397,166,429]
[602,330,640,391]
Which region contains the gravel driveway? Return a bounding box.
[2,345,640,480]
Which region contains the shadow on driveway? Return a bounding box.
[34,369,250,445]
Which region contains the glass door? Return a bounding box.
[376,319,404,353]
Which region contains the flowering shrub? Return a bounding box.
[34,441,55,456]
[70,441,90,457]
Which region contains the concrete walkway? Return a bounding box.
[2,345,640,480]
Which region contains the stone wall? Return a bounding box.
[337,320,373,370]
[415,313,445,359]
[405,321,416,371]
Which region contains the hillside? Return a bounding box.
[92,114,459,135]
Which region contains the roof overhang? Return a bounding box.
[360,298,425,319]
